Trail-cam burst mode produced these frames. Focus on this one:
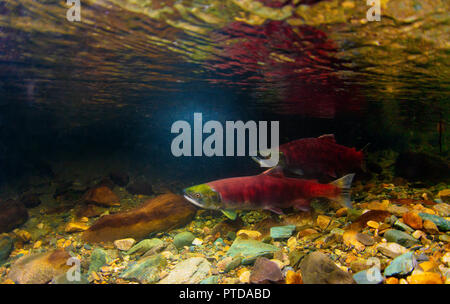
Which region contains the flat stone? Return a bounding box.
[227,237,280,265]
[419,213,450,231]
[355,233,375,246]
[298,251,355,284]
[383,229,419,247]
[377,242,409,259]
[384,252,417,277]
[432,203,450,217]
[158,257,211,284]
[270,225,296,239]
[88,248,111,274]
[114,238,136,251]
[126,238,163,255]
[120,254,166,283]
[0,235,13,263]
[173,232,196,249]
[353,267,384,284]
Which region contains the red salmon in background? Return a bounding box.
[253,134,365,181]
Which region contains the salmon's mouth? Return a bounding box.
[183,194,206,209]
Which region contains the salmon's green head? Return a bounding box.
[183,184,222,210]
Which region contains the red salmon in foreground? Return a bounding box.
[183,170,354,220]
[253,134,365,180]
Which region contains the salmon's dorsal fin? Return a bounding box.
[262,166,284,178]
[318,134,336,143]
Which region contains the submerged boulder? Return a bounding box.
[84,186,120,207]
[0,199,29,233]
[82,193,197,243]
[298,251,355,284]
[158,257,211,284]
[126,178,154,196]
[7,249,71,284]
[20,193,41,208]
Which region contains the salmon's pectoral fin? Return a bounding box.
[266,207,284,215]
[288,168,304,176]
[221,209,237,220]
[292,199,310,212]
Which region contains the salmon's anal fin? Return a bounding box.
[266,207,284,215]
[330,173,355,209]
[221,209,237,220]
[292,199,310,212]
[318,134,336,143]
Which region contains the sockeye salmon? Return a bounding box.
[183,170,354,220]
[253,134,365,180]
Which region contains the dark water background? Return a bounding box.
[0,0,448,193]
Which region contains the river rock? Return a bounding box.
[377,242,408,259]
[383,229,419,247]
[7,249,71,284]
[298,251,355,284]
[88,248,111,274]
[126,238,163,255]
[158,257,211,284]
[384,252,417,277]
[249,257,283,284]
[0,199,29,233]
[82,194,197,242]
[402,212,423,230]
[173,232,195,249]
[432,203,450,217]
[84,186,120,207]
[0,235,13,263]
[51,273,89,284]
[270,225,296,239]
[353,267,384,284]
[114,238,136,251]
[418,213,450,231]
[120,254,166,283]
[227,237,280,265]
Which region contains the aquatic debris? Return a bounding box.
[383,229,419,248]
[84,186,120,207]
[227,237,280,265]
[0,199,29,233]
[82,194,197,242]
[353,267,384,284]
[173,232,196,249]
[347,210,390,231]
[249,257,283,284]
[298,251,355,284]
[418,213,450,231]
[113,238,136,251]
[270,225,296,239]
[384,252,417,277]
[158,257,211,284]
[120,254,166,284]
[7,249,71,284]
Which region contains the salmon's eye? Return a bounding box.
[195,193,201,198]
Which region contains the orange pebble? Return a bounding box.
[285,270,303,284]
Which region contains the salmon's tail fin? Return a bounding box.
[330,173,355,209]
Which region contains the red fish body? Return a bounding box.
[276,134,364,180]
[205,172,352,213]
